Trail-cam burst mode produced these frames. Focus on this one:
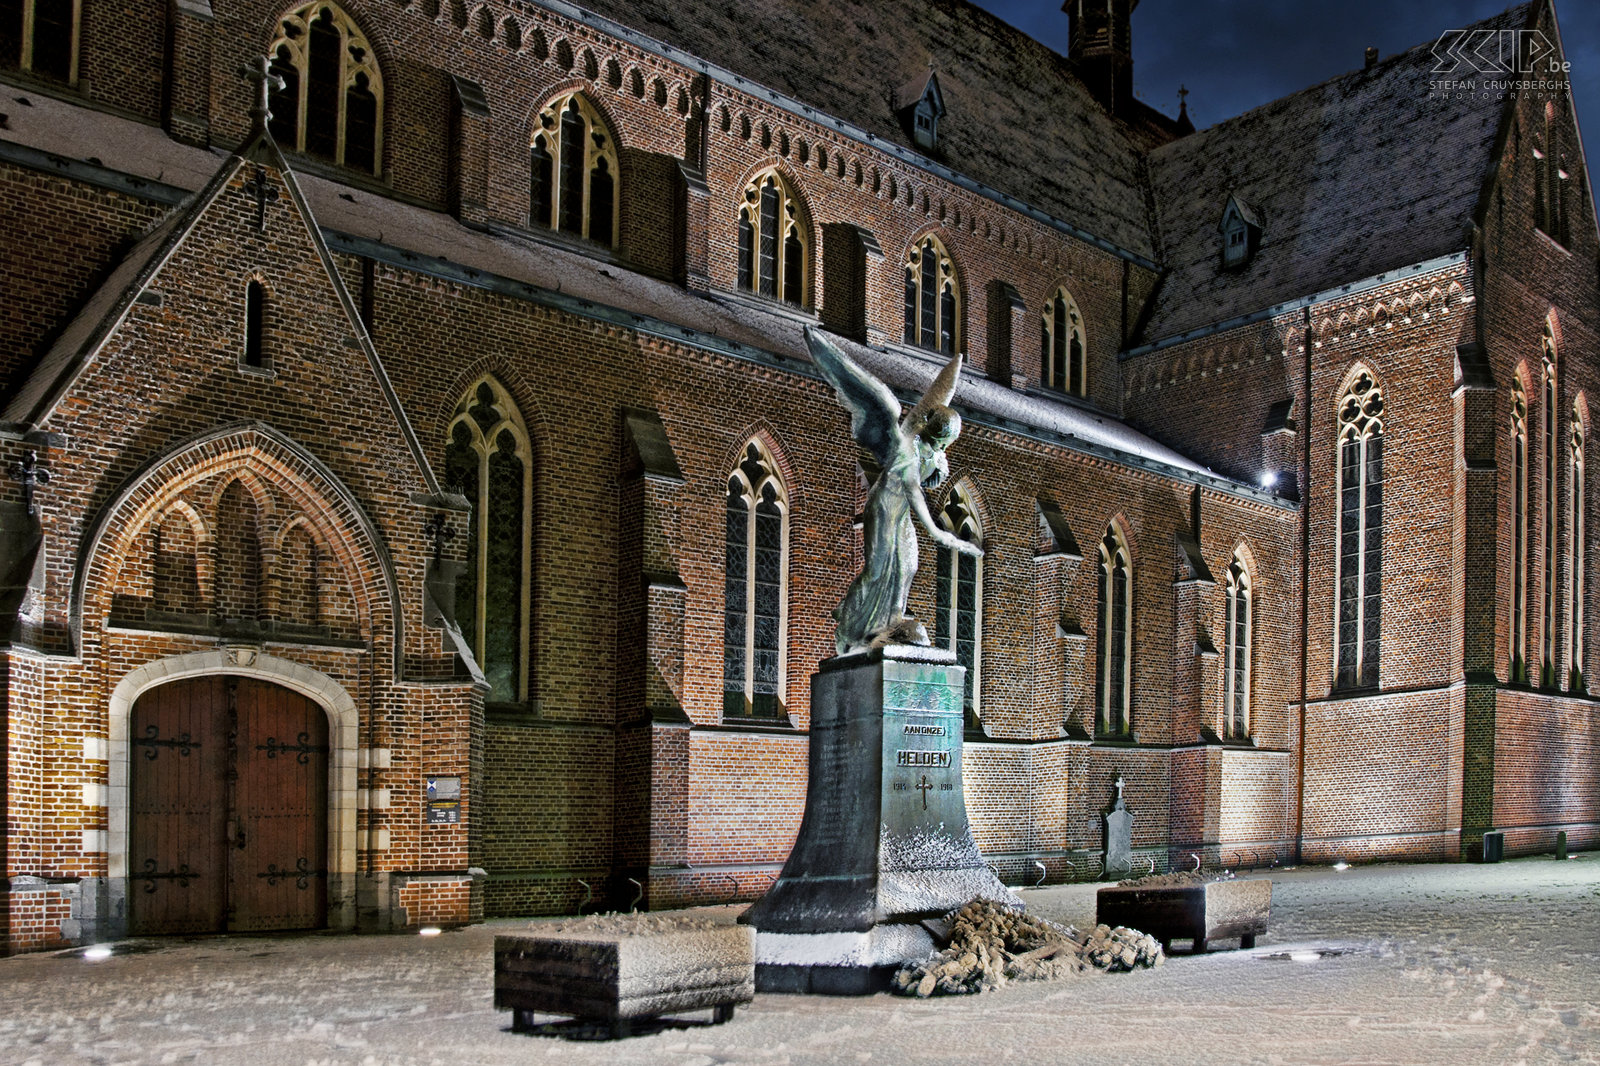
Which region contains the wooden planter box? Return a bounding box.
[1095,878,1271,954]
[494,925,755,1038]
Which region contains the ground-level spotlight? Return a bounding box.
[419,926,442,937]
[1332,861,1350,872]
[1289,950,1321,963]
[83,944,113,960]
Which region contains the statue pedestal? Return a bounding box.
[741,645,1019,994]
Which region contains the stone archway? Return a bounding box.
[106,649,359,937]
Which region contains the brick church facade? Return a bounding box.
[0,0,1595,953]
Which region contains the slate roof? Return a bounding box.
[1137,4,1529,342]
[562,0,1160,260]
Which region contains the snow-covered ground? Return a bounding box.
[3,855,1596,1065]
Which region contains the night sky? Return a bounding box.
[971,1,1600,175]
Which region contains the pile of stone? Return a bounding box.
[890,899,1164,997]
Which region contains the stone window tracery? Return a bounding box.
[530,92,618,246]
[1223,553,1252,740]
[1336,371,1383,690]
[724,441,788,721]
[1040,286,1086,396]
[735,170,809,307]
[1096,525,1132,736]
[267,2,383,174]
[445,377,532,705]
[902,235,959,355]
[935,486,982,725]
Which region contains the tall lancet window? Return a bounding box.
[1336,370,1383,690]
[735,170,809,307]
[935,486,983,723]
[1040,287,1086,396]
[1569,403,1586,691]
[1511,376,1529,683]
[902,235,959,354]
[530,92,618,246]
[724,441,788,720]
[1096,525,1132,736]
[1223,553,1252,740]
[1541,330,1558,687]
[444,377,533,705]
[267,2,383,173]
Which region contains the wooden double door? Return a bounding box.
[129,676,329,934]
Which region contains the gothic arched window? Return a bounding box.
[1040,287,1086,396]
[724,441,788,720]
[1096,525,1132,736]
[1336,370,1383,690]
[530,92,618,246]
[1511,375,1529,683]
[935,487,982,724]
[267,2,383,174]
[735,170,809,307]
[1569,402,1586,691]
[1541,327,1558,687]
[444,377,532,705]
[9,0,77,82]
[902,235,959,355]
[1223,553,1252,739]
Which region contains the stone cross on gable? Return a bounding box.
[241,55,284,128]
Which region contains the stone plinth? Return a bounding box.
[493,925,754,1037]
[741,646,1019,993]
[1095,878,1271,953]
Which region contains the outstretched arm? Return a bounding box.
[910,481,983,557]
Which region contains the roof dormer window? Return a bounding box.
[1218,195,1261,270]
[896,70,945,154]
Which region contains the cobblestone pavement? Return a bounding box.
[3,855,1597,1066]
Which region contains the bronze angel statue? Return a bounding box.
[805,327,982,655]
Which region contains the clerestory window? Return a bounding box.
[530,92,618,246]
[902,235,959,355]
[267,2,383,174]
[6,0,78,83]
[1040,287,1086,396]
[736,170,809,307]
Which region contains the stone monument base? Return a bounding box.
[742,646,1018,994]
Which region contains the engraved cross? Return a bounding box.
[916,774,934,811]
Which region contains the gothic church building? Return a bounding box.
[0,0,1595,951]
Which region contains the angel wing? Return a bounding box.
[900,350,964,434]
[804,327,902,468]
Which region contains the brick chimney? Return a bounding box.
[1064,0,1137,115]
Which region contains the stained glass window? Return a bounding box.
[1511,376,1528,683]
[1541,329,1558,687]
[735,171,809,307]
[1041,287,1086,396]
[724,441,788,720]
[266,3,383,174]
[1224,555,1251,739]
[446,378,531,704]
[1335,371,1383,689]
[936,488,982,724]
[1096,527,1132,736]
[903,236,959,355]
[8,0,77,82]
[529,93,619,246]
[1569,403,1586,691]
